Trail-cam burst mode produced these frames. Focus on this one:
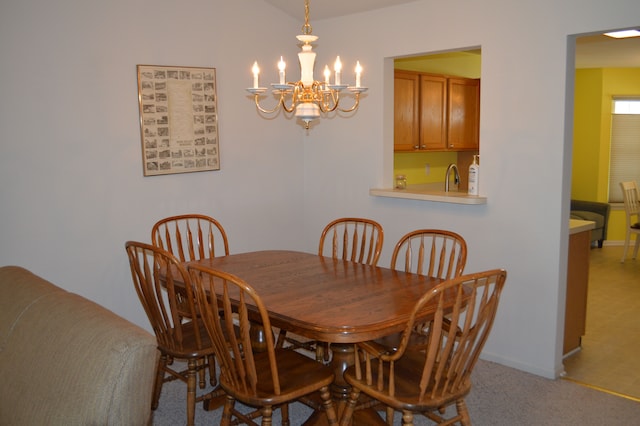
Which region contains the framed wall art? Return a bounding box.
[137,65,220,176]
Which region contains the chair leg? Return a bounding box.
[275,329,287,349]
[633,237,640,260]
[186,358,197,426]
[621,232,631,263]
[339,388,360,426]
[401,410,414,426]
[279,403,290,426]
[319,385,338,425]
[208,355,217,386]
[151,354,168,410]
[456,399,471,426]
[261,406,273,426]
[221,395,235,426]
[386,407,395,425]
[198,358,206,388]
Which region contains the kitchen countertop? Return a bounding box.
[569,219,596,235]
[369,183,487,205]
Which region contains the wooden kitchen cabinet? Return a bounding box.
[447,77,480,150]
[393,71,419,151]
[394,70,479,152]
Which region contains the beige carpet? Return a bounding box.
[152,359,640,425]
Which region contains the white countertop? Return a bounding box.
[569,219,596,235]
[369,183,487,205]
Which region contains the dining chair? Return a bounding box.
[619,181,640,263]
[152,214,230,387]
[317,217,384,266]
[125,241,219,426]
[391,229,467,279]
[375,229,468,352]
[151,214,230,262]
[187,263,339,426]
[277,217,384,361]
[340,269,507,426]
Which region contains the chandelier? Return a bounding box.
[246,0,367,129]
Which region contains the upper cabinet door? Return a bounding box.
[394,71,420,151]
[419,74,447,150]
[447,77,480,150]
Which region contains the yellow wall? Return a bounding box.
[394,151,458,185]
[394,50,481,78]
[572,67,640,241]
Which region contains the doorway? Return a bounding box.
[563,30,640,399]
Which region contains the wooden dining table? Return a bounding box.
[184,250,449,425]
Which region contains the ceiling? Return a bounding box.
[262,0,640,69]
[262,0,420,20]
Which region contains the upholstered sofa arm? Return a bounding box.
[0,266,158,426]
[571,200,610,219]
[570,199,611,243]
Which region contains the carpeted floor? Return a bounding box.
[152,359,640,425]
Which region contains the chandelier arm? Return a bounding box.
[254,92,296,114]
[317,89,340,113]
[337,93,362,113]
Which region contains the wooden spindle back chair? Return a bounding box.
[341,269,507,426]
[391,229,467,280]
[318,217,384,266]
[124,241,216,426]
[151,214,230,385]
[151,214,230,263]
[187,263,338,426]
[619,181,640,263]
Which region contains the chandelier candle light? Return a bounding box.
[246,0,367,129]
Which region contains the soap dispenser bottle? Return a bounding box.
[468,155,479,195]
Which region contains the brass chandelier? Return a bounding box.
[246,0,367,129]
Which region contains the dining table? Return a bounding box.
[183,250,451,425]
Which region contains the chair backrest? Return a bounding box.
[151,214,230,262]
[318,218,384,266]
[125,241,209,355]
[620,181,640,225]
[187,263,281,396]
[390,229,467,280]
[355,269,506,402]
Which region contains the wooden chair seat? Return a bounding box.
[224,349,335,406]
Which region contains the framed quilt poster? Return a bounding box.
[137,65,220,176]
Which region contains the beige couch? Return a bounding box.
[0,266,158,425]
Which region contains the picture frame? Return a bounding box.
[136,65,220,176]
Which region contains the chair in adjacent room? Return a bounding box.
[277,217,384,361]
[187,263,339,426]
[619,181,640,263]
[339,269,507,426]
[125,241,218,426]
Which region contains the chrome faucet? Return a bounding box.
[445,163,460,192]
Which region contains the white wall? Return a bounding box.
[1,0,639,379]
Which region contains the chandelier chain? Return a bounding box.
[302,0,312,35]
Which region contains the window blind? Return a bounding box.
[609,113,640,202]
